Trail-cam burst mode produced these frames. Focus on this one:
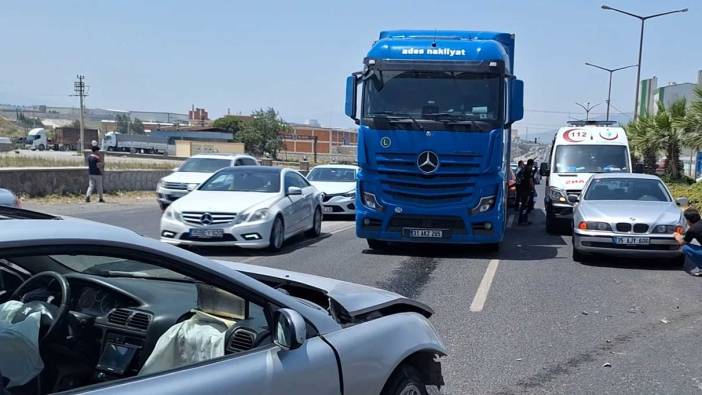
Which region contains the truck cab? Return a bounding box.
[345,30,524,249]
[541,121,632,233]
[25,128,48,151]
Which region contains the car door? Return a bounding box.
[292,173,316,226]
[283,172,305,235]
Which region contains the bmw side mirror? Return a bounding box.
[676,197,689,207]
[567,194,579,204]
[273,308,306,351]
[287,186,302,196]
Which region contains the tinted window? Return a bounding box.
[554,145,629,173]
[307,168,356,182]
[178,158,231,173]
[584,178,670,202]
[241,158,258,166]
[200,169,280,193]
[284,172,309,190]
[51,255,190,281]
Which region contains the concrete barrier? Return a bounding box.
[0,167,170,197]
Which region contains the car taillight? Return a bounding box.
[578,221,588,230]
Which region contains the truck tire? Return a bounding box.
[367,239,388,250]
[38,144,45,151]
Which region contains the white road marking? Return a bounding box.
[329,224,355,234]
[507,213,515,228]
[238,256,260,263]
[470,259,500,312]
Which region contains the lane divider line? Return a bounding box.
[329,224,355,235]
[470,259,500,312]
[507,213,516,229]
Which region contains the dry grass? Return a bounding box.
[0,152,177,170]
[23,190,156,205]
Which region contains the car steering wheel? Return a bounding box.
[10,271,71,342]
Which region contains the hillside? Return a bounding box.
[0,115,23,137]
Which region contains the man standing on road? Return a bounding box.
[85,146,105,203]
[516,159,535,225]
[675,207,702,275]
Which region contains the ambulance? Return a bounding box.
[541,121,632,233]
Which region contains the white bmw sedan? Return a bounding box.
[160,166,323,251]
[307,164,358,216]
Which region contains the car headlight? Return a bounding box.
[248,208,270,222]
[577,221,612,231]
[164,206,178,220]
[362,192,383,211]
[548,187,567,203]
[471,195,496,214]
[653,225,685,234]
[343,190,356,198]
[186,183,199,191]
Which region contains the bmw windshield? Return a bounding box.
[362,70,503,131]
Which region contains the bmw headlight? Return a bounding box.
[548,187,567,203]
[577,221,612,231]
[653,225,684,234]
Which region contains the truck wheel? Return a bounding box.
[129,147,136,154]
[367,239,388,250]
[38,144,45,151]
[381,365,429,395]
[484,243,500,252]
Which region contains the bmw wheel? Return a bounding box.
[382,365,429,395]
[306,207,322,238]
[269,216,284,251]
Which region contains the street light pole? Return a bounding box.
[575,102,601,122]
[584,63,637,121]
[601,5,688,121]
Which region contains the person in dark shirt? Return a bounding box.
[516,159,535,225]
[675,207,702,275]
[85,146,104,203]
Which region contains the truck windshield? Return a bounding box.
[178,158,231,173]
[554,145,629,173]
[363,70,502,131]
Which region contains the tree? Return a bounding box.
[130,118,145,134]
[236,108,288,159]
[213,115,243,137]
[676,87,702,164]
[115,114,130,134]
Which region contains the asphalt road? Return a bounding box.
[29,185,702,394]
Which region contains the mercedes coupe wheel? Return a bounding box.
[269,216,284,251]
[306,207,322,238]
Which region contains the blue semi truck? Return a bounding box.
[344,30,524,250]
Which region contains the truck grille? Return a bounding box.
[375,152,480,205]
[182,212,237,226]
[163,182,188,190]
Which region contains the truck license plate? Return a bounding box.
[406,228,444,238]
[613,236,649,245]
[191,228,224,238]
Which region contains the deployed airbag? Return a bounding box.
[0,301,44,388]
[139,311,233,376]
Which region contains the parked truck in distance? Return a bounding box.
[24,127,98,151]
[102,129,234,155]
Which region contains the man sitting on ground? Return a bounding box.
[675,207,702,276]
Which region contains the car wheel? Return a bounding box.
[158,202,169,211]
[545,211,558,234]
[268,216,284,251]
[382,365,429,395]
[367,239,388,250]
[572,246,585,263]
[305,207,322,238]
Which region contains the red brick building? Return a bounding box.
[280,124,357,161]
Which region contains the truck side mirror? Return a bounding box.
[509,79,524,124]
[345,75,358,124]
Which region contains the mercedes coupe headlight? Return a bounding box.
[164,206,180,221]
[548,187,567,203]
[248,208,270,222]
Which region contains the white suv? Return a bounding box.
[157,154,258,210]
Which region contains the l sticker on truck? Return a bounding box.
[380,136,392,148]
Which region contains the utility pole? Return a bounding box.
[584,62,637,121]
[72,75,87,153]
[575,102,601,121]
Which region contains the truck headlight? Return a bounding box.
[362,192,383,211]
[471,196,496,214]
[548,187,567,203]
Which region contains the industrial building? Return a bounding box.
[638,70,702,116]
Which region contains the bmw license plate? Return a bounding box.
[322,206,334,213]
[191,228,224,238]
[613,236,649,245]
[405,228,444,238]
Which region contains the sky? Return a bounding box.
[1,0,700,140]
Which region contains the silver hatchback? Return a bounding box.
[571,173,686,262]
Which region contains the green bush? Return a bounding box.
[666,181,702,206]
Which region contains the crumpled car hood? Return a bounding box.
[220,260,433,319]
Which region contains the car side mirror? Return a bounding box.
[273,308,306,351]
[287,186,302,196]
[567,194,579,204]
[676,197,689,207]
